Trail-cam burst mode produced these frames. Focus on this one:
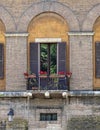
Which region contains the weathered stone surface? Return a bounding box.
[67,116,100,130]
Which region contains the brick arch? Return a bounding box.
[18,1,80,32]
[82,4,100,31]
[0,19,6,33]
[0,6,16,32]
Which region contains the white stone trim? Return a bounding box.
[5,33,29,37]
[69,91,100,97]
[45,91,50,98]
[35,38,62,43]
[0,92,32,97]
[68,32,94,36]
[0,91,100,97]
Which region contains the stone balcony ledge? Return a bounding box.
[69,90,100,97]
[0,90,100,98]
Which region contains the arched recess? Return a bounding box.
[0,6,16,32]
[27,12,69,83]
[93,16,100,89]
[28,12,69,43]
[82,4,100,31]
[18,1,79,32]
[0,19,6,90]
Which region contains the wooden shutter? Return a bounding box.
[95,42,100,78]
[0,43,4,78]
[58,42,66,72]
[30,43,38,76]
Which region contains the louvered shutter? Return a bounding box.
[30,43,38,76]
[58,42,66,72]
[95,42,100,78]
[0,43,4,78]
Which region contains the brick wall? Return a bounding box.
[6,35,27,90]
[69,35,93,90]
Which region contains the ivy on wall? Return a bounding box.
[67,116,100,130]
[7,118,28,130]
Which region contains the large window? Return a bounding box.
[29,42,67,90]
[30,42,66,76]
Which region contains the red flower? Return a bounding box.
[58,71,65,75]
[66,72,72,78]
[39,71,47,75]
[24,72,29,76]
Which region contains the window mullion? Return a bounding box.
[47,44,50,75]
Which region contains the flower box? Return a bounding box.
[66,72,72,78]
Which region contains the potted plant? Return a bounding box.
[24,72,38,90]
[66,72,72,78]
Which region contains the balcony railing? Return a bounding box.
[24,73,70,90]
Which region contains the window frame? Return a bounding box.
[30,42,66,76]
[95,41,100,78]
[0,43,4,79]
[40,113,57,121]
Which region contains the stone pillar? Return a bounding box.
[5,33,28,91]
[68,32,94,90]
[62,99,69,130]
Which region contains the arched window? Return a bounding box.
[27,13,69,90]
[93,17,100,89]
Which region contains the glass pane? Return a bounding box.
[52,113,57,120]
[40,44,48,72]
[40,43,57,75]
[40,114,46,121]
[46,114,51,121]
[50,44,57,74]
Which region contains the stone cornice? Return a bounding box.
[69,90,100,97]
[68,32,94,36]
[5,33,29,37]
[0,91,100,98]
[35,38,62,43]
[0,91,32,97]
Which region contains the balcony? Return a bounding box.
[24,73,70,91]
